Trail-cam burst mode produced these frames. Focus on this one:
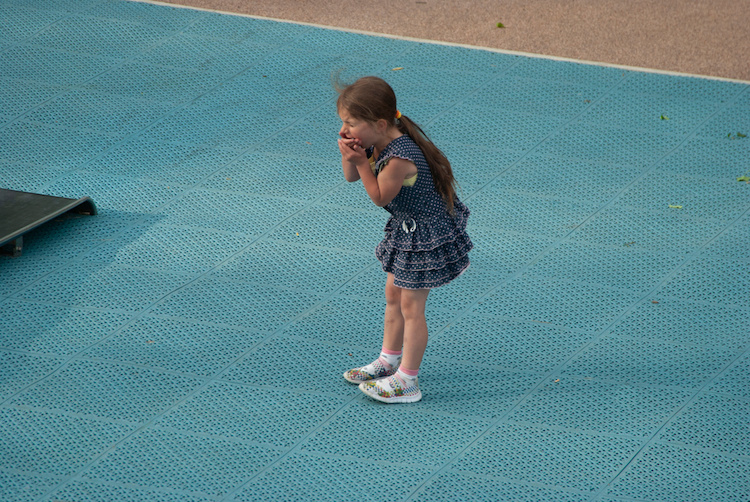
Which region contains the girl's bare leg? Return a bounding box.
[399,288,430,371]
[357,279,429,403]
[343,273,410,385]
[382,273,405,352]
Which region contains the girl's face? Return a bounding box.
[338,108,380,148]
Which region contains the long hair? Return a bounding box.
[335,76,457,213]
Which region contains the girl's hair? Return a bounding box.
[335,76,457,213]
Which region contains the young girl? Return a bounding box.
[336,76,472,403]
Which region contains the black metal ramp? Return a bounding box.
[0,189,97,257]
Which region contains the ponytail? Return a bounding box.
[397,115,457,214]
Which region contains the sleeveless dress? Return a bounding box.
[371,135,473,290]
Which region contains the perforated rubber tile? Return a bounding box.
[1,1,748,501]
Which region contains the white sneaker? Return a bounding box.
[343,357,399,384]
[359,373,422,403]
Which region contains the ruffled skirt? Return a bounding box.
[376,201,473,290]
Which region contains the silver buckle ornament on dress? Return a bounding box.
[401,218,417,233]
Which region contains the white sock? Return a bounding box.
[379,348,402,368]
[396,367,419,385]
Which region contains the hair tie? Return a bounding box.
[395,110,402,119]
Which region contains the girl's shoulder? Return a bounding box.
[390,134,418,151]
[379,135,424,163]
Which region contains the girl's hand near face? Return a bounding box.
[338,137,368,165]
[339,136,367,182]
[338,132,362,152]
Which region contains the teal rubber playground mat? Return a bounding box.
[1,0,749,500]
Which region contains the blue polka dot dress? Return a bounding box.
[373,135,472,290]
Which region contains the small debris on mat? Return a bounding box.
[738,175,750,182]
[496,22,505,28]
[668,204,683,209]
[392,67,404,71]
[660,115,670,120]
[728,132,747,139]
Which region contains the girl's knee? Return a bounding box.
[400,289,429,320]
